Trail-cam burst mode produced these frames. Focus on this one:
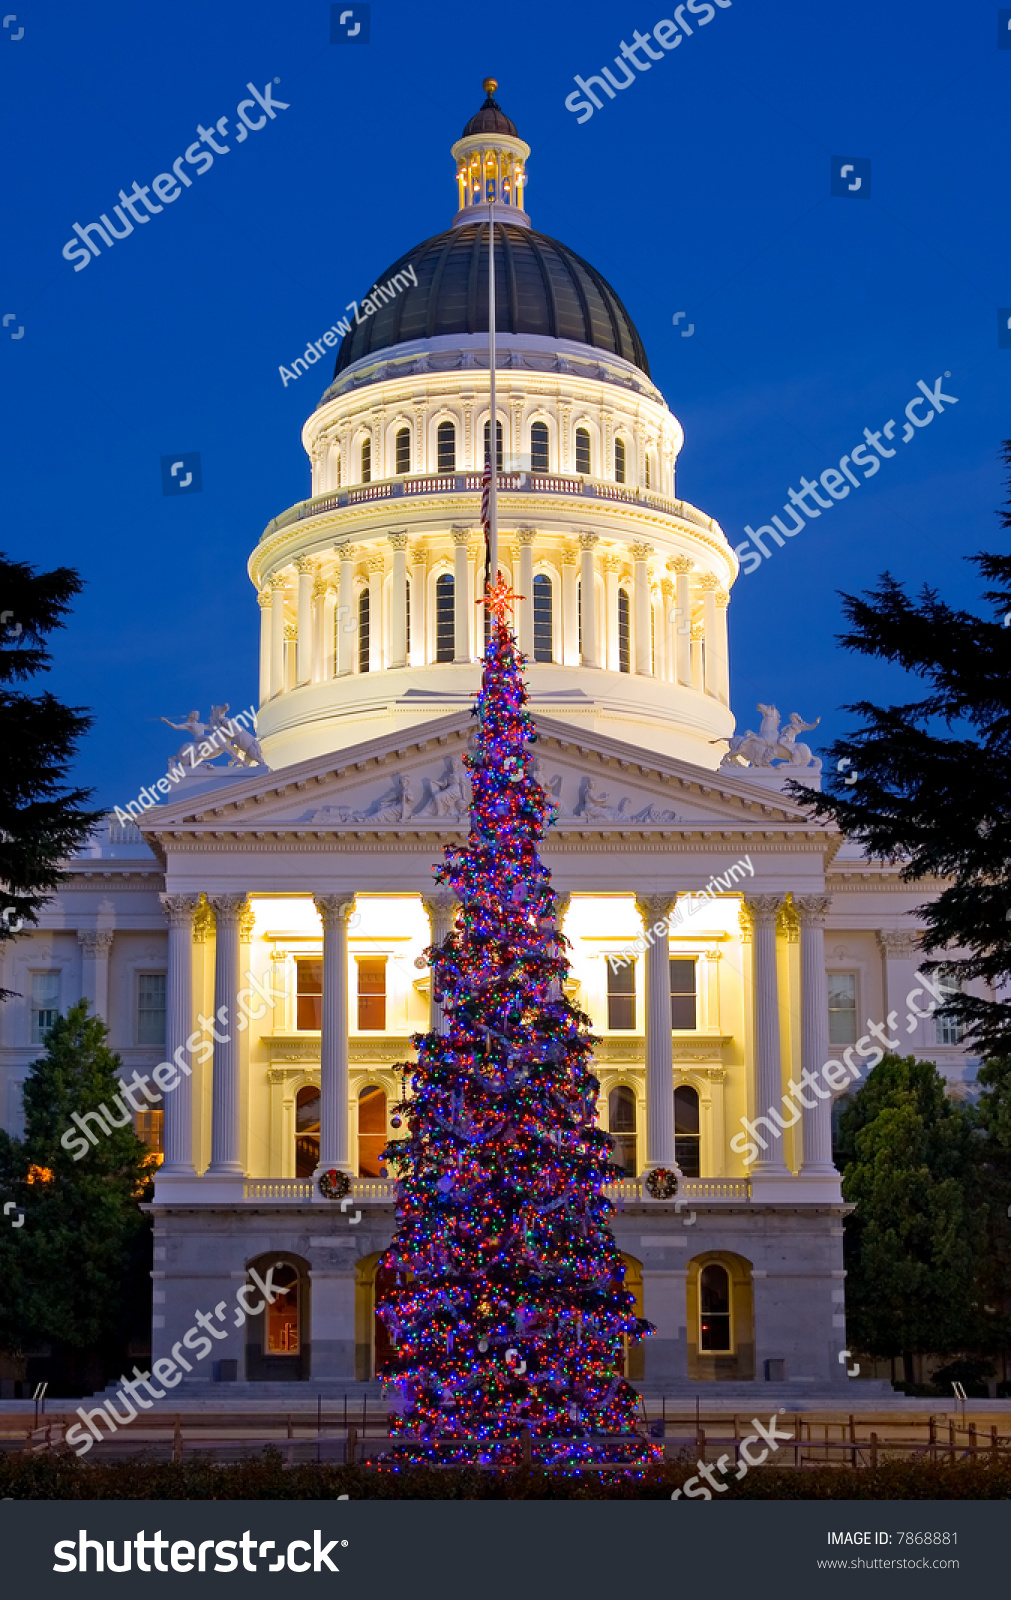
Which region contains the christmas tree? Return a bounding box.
[378,580,660,1471]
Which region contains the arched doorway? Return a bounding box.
[295,1084,320,1177]
[357,1085,388,1176]
[354,1251,397,1380]
[620,1252,645,1382]
[244,1252,312,1382]
[686,1252,755,1380]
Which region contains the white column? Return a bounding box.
[746,895,790,1175]
[422,894,457,1035]
[207,895,247,1174]
[311,574,327,683]
[632,542,653,676]
[796,896,836,1175]
[368,552,385,672]
[452,528,471,663]
[389,532,409,669]
[270,582,285,697]
[636,894,676,1172]
[604,555,622,672]
[691,622,703,691]
[257,588,272,707]
[315,895,355,1174]
[322,584,337,680]
[159,895,199,1175]
[337,542,355,676]
[296,558,315,686]
[660,578,674,682]
[77,930,113,1020]
[579,534,599,668]
[700,574,719,698]
[714,588,730,706]
[409,544,427,666]
[671,557,693,688]
[516,528,535,655]
[562,546,579,665]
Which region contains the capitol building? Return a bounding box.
[0,86,980,1398]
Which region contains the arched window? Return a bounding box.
[532,573,553,662]
[361,436,371,483]
[699,1263,732,1352]
[608,1085,637,1175]
[295,1085,320,1178]
[483,419,503,470]
[358,1084,387,1177]
[645,453,651,489]
[266,1263,300,1353]
[437,420,456,473]
[395,426,410,476]
[357,587,370,673]
[530,421,549,473]
[614,437,626,484]
[674,1084,700,1177]
[435,573,455,661]
[618,587,631,672]
[335,452,342,488]
[575,426,591,475]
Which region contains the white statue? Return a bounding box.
[578,776,630,822]
[161,710,209,766]
[424,758,469,818]
[208,704,267,768]
[721,703,821,771]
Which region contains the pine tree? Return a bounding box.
[377,588,658,1469]
[788,441,1011,1056]
[0,553,101,996]
[0,1002,154,1393]
[835,1054,996,1384]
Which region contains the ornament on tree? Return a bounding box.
[375,595,659,1473]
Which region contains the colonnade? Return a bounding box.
[156,889,834,1184]
[257,536,730,706]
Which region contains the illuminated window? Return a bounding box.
[827,972,857,1044]
[575,427,591,475]
[30,972,60,1043]
[674,1084,700,1177]
[135,1107,164,1161]
[699,1263,731,1352]
[934,969,964,1045]
[358,1084,387,1176]
[357,956,387,1031]
[435,573,454,662]
[295,959,323,1031]
[530,421,549,472]
[361,436,371,483]
[437,420,455,472]
[670,958,697,1030]
[358,587,370,673]
[483,419,503,470]
[395,426,410,475]
[618,588,631,673]
[614,437,626,484]
[532,574,553,662]
[645,454,651,489]
[607,958,635,1030]
[608,1085,637,1175]
[266,1265,300,1354]
[295,1084,320,1177]
[136,972,166,1045]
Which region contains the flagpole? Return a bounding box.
[488,198,498,583]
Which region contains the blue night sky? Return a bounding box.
[2,0,1008,809]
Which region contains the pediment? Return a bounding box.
[140,710,825,846]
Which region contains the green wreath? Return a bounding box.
[318,1168,352,1200]
[645,1167,679,1200]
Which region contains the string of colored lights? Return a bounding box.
[377,594,661,1471]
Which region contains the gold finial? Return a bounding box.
[483,77,498,97]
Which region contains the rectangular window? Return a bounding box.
[135,1107,164,1160]
[30,971,60,1043]
[827,972,857,1045]
[935,970,963,1045]
[395,428,410,475]
[670,959,697,1030]
[357,956,387,1031]
[295,959,323,1031]
[575,429,591,475]
[607,958,636,1030]
[136,972,166,1045]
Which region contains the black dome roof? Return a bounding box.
[334,223,650,379]
[462,92,518,138]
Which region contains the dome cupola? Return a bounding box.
[450,79,530,228]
